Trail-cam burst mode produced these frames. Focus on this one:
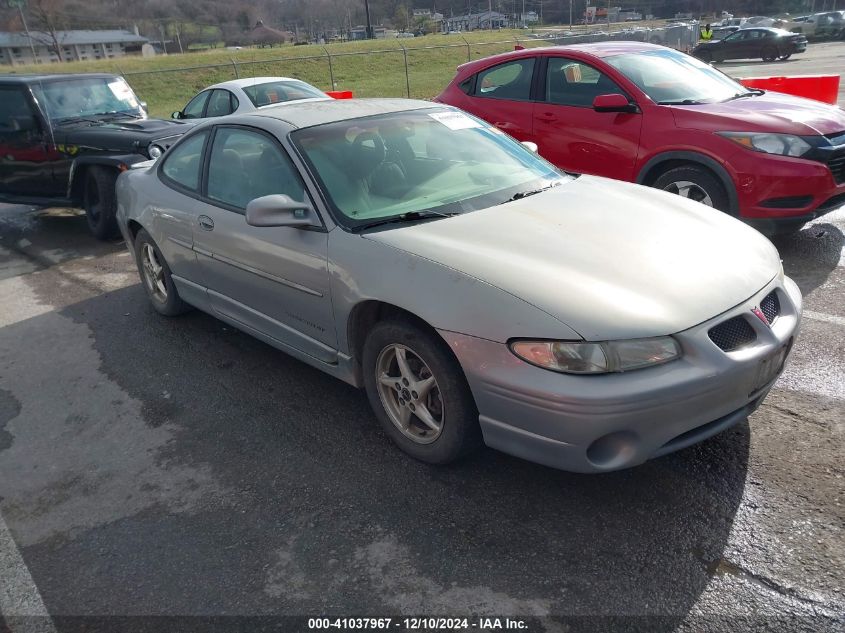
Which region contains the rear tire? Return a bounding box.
[83,166,120,240]
[362,319,481,465]
[133,228,190,317]
[696,50,712,63]
[652,165,730,213]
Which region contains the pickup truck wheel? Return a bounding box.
[652,165,730,213]
[133,228,189,316]
[83,166,120,240]
[363,320,481,465]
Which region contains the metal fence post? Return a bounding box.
[460,35,471,62]
[322,47,335,89]
[398,41,410,98]
[230,58,240,79]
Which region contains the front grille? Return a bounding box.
[828,155,845,184]
[760,291,780,324]
[709,316,756,352]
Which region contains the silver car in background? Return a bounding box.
[116,99,801,473]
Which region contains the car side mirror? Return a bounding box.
[592,93,639,113]
[171,111,182,120]
[521,141,539,153]
[245,195,320,228]
[140,101,149,114]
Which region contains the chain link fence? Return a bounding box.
[119,24,701,118]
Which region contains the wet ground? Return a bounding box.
[0,201,842,632]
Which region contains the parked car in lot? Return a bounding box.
[171,77,330,121]
[692,27,808,62]
[117,98,802,473]
[787,11,845,40]
[435,43,845,233]
[0,73,194,239]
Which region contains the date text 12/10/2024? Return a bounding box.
[308,618,529,630]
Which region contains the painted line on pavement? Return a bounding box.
[803,310,845,327]
[0,511,56,633]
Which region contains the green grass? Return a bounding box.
[6,30,553,117]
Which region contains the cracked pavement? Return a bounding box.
[0,200,843,632]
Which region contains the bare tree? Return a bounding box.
[28,0,66,61]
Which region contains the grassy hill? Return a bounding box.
[6,30,552,117]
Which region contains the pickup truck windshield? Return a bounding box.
[32,77,144,122]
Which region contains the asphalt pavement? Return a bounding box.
[1,42,845,633]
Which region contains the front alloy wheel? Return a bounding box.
[362,319,480,464]
[375,344,444,444]
[661,180,714,207]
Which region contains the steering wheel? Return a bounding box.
[351,131,386,175]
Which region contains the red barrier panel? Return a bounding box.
[739,75,840,105]
[326,90,353,99]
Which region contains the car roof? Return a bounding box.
[457,41,675,72]
[244,98,440,129]
[207,76,313,91]
[0,73,120,84]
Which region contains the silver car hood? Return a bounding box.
[364,176,781,341]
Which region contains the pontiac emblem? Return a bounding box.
[751,307,769,326]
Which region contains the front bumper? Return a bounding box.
[728,147,845,224]
[440,276,802,473]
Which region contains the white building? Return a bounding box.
[0,29,147,66]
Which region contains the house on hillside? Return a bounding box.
[246,20,288,47]
[0,29,147,65]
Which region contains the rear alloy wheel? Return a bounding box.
[761,46,778,62]
[133,228,190,316]
[363,320,480,464]
[83,166,120,240]
[652,165,730,213]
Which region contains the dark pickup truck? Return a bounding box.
[0,73,195,239]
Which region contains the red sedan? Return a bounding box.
[435,42,845,232]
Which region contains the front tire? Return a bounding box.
[652,165,730,213]
[362,319,481,465]
[779,53,792,61]
[133,228,190,316]
[83,166,120,240]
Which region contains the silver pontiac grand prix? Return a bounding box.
[116,98,802,473]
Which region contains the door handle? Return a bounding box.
[537,113,558,123]
[198,215,214,231]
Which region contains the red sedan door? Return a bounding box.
[453,57,537,142]
[532,55,643,181]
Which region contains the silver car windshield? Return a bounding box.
[605,48,747,104]
[291,109,564,228]
[31,77,144,122]
[242,81,327,107]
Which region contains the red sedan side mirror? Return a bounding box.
[593,93,639,114]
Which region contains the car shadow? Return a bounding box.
[770,221,845,297]
[6,274,753,627]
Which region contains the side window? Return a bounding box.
[457,77,473,94]
[160,131,208,192]
[0,86,40,139]
[546,58,622,107]
[206,89,234,117]
[206,127,307,210]
[182,91,209,118]
[474,59,535,101]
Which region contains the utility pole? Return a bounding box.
[364,0,373,38]
[569,0,573,27]
[8,0,37,61]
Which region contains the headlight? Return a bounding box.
[147,144,164,160]
[509,337,681,374]
[718,132,811,157]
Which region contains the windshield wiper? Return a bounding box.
[503,181,561,203]
[351,210,457,232]
[723,88,765,101]
[93,110,143,120]
[657,99,705,105]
